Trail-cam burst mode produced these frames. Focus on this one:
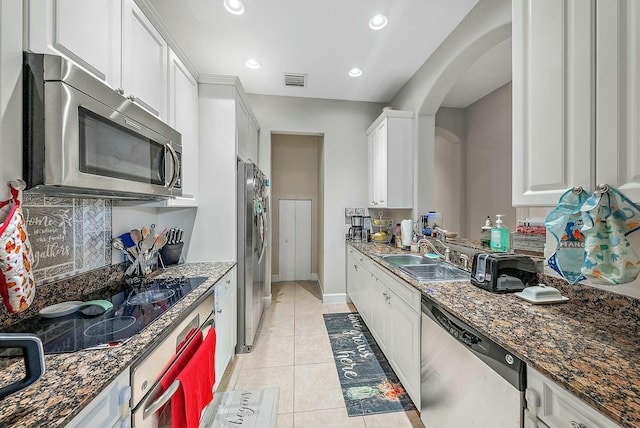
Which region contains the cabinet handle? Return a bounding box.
[127,95,136,102]
[379,200,385,203]
[382,291,388,298]
[371,201,376,205]
[115,87,125,95]
[226,279,231,284]
[569,423,587,428]
[216,309,223,314]
[354,264,358,270]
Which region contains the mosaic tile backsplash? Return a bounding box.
[22,195,112,285]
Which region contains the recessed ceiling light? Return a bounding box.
[245,58,261,69]
[349,67,363,78]
[223,0,245,15]
[369,14,388,30]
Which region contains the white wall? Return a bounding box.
[249,94,384,301]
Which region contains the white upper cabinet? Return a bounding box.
[236,96,259,164]
[24,0,122,88]
[513,0,640,205]
[512,0,595,206]
[167,49,198,205]
[121,0,168,120]
[595,0,640,202]
[366,110,413,209]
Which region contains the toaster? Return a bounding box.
[470,253,538,293]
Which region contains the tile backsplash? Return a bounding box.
[22,195,112,285]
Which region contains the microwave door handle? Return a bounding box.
[166,143,180,189]
[143,379,180,419]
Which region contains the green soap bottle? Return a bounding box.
[490,214,509,252]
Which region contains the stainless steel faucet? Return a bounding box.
[417,238,451,262]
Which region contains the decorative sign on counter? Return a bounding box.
[22,195,112,284]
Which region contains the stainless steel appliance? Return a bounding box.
[237,161,268,353]
[131,291,215,427]
[23,53,182,200]
[470,253,538,293]
[421,295,526,427]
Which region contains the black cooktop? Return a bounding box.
[1,276,207,355]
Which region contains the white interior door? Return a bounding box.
[278,199,311,281]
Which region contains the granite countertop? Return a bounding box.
[0,261,235,427]
[349,242,640,428]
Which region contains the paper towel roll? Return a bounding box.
[401,219,413,247]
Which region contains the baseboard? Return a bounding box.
[323,293,348,304]
[264,294,272,308]
[271,275,279,282]
[317,275,324,295]
[310,273,319,281]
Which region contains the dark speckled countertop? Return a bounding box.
[350,242,640,428]
[0,261,235,428]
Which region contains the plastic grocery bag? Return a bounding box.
[545,188,589,284]
[580,187,640,285]
[0,184,35,313]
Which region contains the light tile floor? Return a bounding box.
[216,280,424,428]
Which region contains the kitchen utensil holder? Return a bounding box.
[160,242,183,266]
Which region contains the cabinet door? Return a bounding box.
[367,273,388,352]
[386,116,413,208]
[248,118,259,165]
[346,252,359,307]
[512,0,594,206]
[374,121,388,207]
[596,0,640,202]
[236,99,250,162]
[67,368,131,428]
[527,366,620,428]
[25,0,121,87]
[168,49,198,204]
[214,268,237,391]
[387,291,420,406]
[367,132,376,208]
[122,0,168,119]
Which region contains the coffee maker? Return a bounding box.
[348,216,367,242]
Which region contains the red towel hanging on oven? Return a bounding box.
[0,185,35,314]
[174,328,216,428]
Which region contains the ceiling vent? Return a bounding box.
[283,73,307,87]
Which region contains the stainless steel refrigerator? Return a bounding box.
[236,161,268,353]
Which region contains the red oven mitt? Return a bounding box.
[0,185,35,314]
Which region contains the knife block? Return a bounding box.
[160,242,183,266]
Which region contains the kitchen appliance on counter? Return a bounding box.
[470,253,538,293]
[0,277,207,354]
[23,53,182,200]
[421,295,526,427]
[237,161,268,353]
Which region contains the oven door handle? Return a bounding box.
[143,379,180,419]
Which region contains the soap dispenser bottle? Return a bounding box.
[480,216,492,248]
[490,214,509,252]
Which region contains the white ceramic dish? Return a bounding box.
[39,301,84,318]
[514,285,569,305]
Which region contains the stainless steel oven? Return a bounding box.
[131,292,215,427]
[23,52,182,200]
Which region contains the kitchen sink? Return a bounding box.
[380,254,470,282]
[380,254,439,266]
[399,263,470,282]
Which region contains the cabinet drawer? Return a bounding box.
[369,262,420,312]
[215,268,236,302]
[527,367,619,428]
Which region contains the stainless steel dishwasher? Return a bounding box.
[421,295,526,427]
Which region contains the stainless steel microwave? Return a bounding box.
[23,53,182,200]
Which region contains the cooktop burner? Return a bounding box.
[0,276,207,355]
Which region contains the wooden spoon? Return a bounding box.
[141,225,150,238]
[130,229,142,246]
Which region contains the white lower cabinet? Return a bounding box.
[67,368,131,428]
[345,247,421,407]
[526,366,620,428]
[214,267,237,391]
